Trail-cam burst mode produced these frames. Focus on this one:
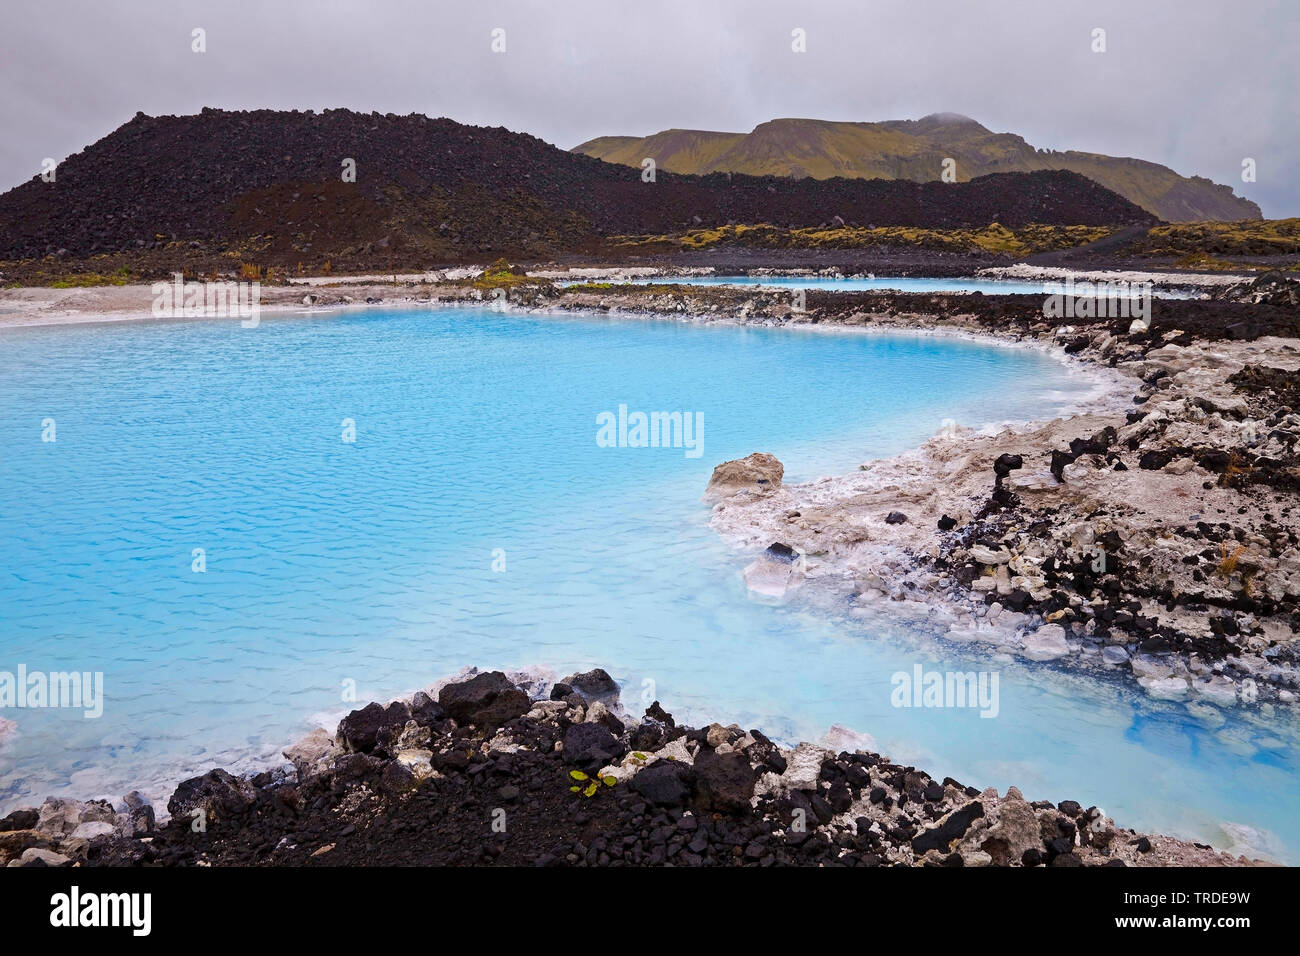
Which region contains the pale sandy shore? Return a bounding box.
[979,263,1250,287]
[0,266,1238,330]
[0,278,438,329]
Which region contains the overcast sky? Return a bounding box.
[2,0,1295,216]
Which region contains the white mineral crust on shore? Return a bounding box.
[706,329,1300,706]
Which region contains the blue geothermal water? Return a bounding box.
[0,304,1293,859]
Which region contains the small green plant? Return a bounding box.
[470,258,537,292]
[568,769,616,797]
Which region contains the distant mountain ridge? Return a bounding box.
[574,113,1260,223]
[0,109,1156,265]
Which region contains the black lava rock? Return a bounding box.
[911,801,984,854]
[644,701,675,726]
[408,691,445,726]
[167,768,257,821]
[993,453,1023,479]
[630,760,695,807]
[1069,427,1115,456]
[562,722,627,770]
[1139,449,1176,470]
[0,809,39,832]
[561,668,619,700]
[693,748,757,814]
[338,700,412,755]
[1050,449,1078,481]
[764,542,799,562]
[438,671,530,729]
[1002,588,1031,612]
[628,718,670,752]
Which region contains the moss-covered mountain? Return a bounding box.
[575,113,1259,223]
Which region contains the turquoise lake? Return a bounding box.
[0,304,1294,860]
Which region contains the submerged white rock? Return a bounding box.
[1101,645,1130,665]
[742,546,806,600]
[1142,676,1190,700]
[819,724,877,755]
[1194,675,1239,707]
[1021,624,1070,661]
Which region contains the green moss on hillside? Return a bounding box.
[610,222,1113,256]
[574,116,1261,223]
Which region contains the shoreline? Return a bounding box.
[543,282,1300,722]
[691,321,1299,710]
[976,262,1249,288]
[0,667,1270,868]
[0,261,1242,331]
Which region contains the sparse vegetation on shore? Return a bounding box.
[609,222,1115,256]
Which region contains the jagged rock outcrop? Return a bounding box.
[704,452,784,499]
[1,668,1260,867]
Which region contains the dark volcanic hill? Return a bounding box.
[0,109,1157,266]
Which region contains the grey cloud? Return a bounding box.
[0,0,1293,215]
